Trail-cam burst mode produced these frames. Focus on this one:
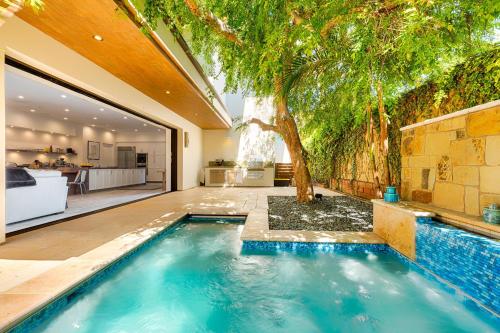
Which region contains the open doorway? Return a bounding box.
[4,59,178,234]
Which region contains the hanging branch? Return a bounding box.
[183,0,243,46]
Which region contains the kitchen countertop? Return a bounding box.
[205,166,274,169]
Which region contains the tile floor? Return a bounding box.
[6,185,164,233]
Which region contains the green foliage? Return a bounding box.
[19,0,43,11]
[387,48,500,184]
[142,0,499,187]
[302,48,500,184]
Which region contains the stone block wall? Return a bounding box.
[400,102,500,216]
[329,134,389,199]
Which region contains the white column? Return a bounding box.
[0,50,6,243]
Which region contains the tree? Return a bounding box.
[282,0,499,196]
[144,0,324,202]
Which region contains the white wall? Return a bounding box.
[0,51,5,243]
[79,126,116,167]
[0,16,204,190]
[6,127,77,165]
[5,109,117,166]
[202,93,291,167]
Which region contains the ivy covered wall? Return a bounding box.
[306,48,500,198]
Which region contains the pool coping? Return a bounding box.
[240,207,385,244]
[373,199,500,240]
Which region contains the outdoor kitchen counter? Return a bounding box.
[204,166,274,187]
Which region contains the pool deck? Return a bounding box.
[0,186,384,331]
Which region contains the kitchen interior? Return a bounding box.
[5,66,173,233]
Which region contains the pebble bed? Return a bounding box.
[268,195,373,231]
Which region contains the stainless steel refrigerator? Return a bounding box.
[117,146,136,168]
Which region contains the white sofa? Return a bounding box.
[6,169,68,224]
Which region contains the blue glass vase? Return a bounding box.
[384,186,399,203]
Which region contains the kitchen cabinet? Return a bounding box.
[88,168,146,191]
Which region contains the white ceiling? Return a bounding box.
[5,67,165,134]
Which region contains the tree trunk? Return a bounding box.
[376,80,391,186]
[247,83,314,203]
[274,93,314,203]
[366,103,383,198]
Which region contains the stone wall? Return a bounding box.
[400,101,500,216]
[329,135,389,199]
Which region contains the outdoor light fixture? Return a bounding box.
[93,35,104,41]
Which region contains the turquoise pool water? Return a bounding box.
[17,218,498,333]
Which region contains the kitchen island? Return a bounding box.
[87,168,146,191]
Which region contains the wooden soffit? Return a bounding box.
[16,0,229,129]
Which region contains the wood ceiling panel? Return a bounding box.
[16,0,228,129]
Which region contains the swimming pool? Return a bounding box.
[12,216,498,332]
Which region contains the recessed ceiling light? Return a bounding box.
[134,129,138,132]
[111,129,116,132]
[64,108,70,112]
[93,117,98,120]
[30,109,36,113]
[18,95,24,99]
[143,123,147,127]
[93,35,104,41]
[61,94,67,98]
[165,90,171,94]
[99,108,105,111]
[63,117,68,120]
[123,116,128,120]
[91,124,96,127]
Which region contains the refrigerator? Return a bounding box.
[117,146,136,168]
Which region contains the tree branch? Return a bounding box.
[247,118,279,132]
[183,0,242,46]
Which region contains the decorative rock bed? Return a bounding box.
[268,196,373,231]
